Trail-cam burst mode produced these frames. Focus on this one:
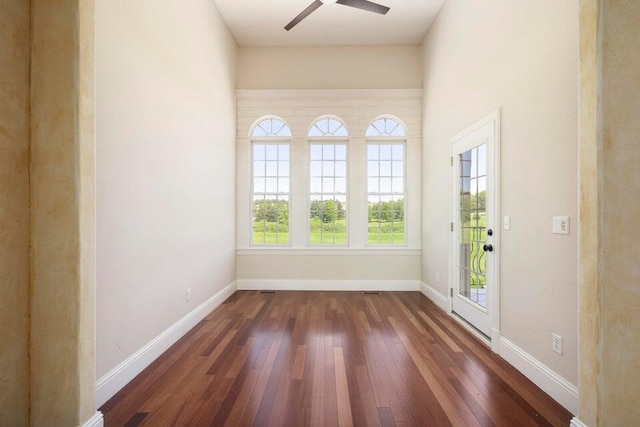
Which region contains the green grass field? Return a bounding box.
[252,219,405,245]
[460,213,487,287]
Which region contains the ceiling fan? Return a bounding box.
[285,0,390,31]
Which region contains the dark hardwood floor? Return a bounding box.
[100,291,572,426]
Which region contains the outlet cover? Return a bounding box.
[552,333,563,355]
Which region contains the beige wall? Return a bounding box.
[0,0,30,425]
[96,0,237,378]
[579,0,640,425]
[29,0,96,424]
[238,254,420,282]
[237,46,423,89]
[421,0,579,388]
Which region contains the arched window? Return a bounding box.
[250,117,292,137]
[308,117,349,137]
[250,117,291,245]
[307,117,348,245]
[366,117,406,137]
[366,116,407,245]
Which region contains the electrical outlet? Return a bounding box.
[435,273,440,283]
[186,288,192,302]
[552,333,563,355]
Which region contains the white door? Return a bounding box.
[450,113,499,338]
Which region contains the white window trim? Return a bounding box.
[365,139,408,247]
[250,137,292,247]
[307,139,350,247]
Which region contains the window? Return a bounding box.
[251,118,291,245]
[366,118,406,245]
[309,117,348,245]
[308,118,349,137]
[251,117,292,137]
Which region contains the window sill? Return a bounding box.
[236,248,421,256]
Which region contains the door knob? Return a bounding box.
[483,244,494,252]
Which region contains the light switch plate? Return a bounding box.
[504,215,511,230]
[552,216,570,235]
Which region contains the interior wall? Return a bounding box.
[237,45,423,90]
[421,0,579,387]
[96,0,237,378]
[598,0,640,422]
[0,0,30,424]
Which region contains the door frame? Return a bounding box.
[448,110,501,353]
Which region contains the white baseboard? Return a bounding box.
[95,281,238,407]
[237,279,421,292]
[80,412,103,427]
[419,281,450,312]
[498,335,578,415]
[570,417,588,427]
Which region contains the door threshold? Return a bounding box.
[450,311,491,348]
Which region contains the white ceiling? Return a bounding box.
[213,0,445,46]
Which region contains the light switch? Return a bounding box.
[504,215,511,230]
[552,216,570,235]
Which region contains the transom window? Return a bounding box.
[308,117,349,137]
[251,118,292,137]
[366,117,406,137]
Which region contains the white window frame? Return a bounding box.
[306,116,350,246]
[249,117,293,247]
[365,139,407,247]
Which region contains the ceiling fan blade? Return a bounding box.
[336,0,390,15]
[285,0,324,31]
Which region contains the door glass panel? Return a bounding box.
[458,143,487,308]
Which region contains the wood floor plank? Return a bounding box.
[101,291,572,427]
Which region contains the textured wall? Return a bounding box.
[599,0,640,423]
[0,0,30,425]
[421,0,579,390]
[30,0,96,425]
[96,0,237,379]
[237,46,423,90]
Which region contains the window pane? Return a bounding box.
[367,143,405,245]
[368,161,379,177]
[392,161,403,177]
[279,145,290,160]
[311,178,322,193]
[252,142,290,245]
[309,144,348,245]
[254,161,265,177]
[323,145,334,160]
[368,178,379,193]
[392,145,404,160]
[367,145,379,160]
[254,145,265,160]
[380,161,392,177]
[380,145,392,160]
[310,145,322,160]
[266,145,278,160]
[310,161,322,177]
[279,161,290,177]
[266,161,278,176]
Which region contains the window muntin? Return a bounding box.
[252,143,290,245]
[308,118,349,137]
[251,118,292,137]
[366,117,406,137]
[309,143,347,245]
[367,143,405,245]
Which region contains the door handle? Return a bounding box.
[483,244,494,252]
